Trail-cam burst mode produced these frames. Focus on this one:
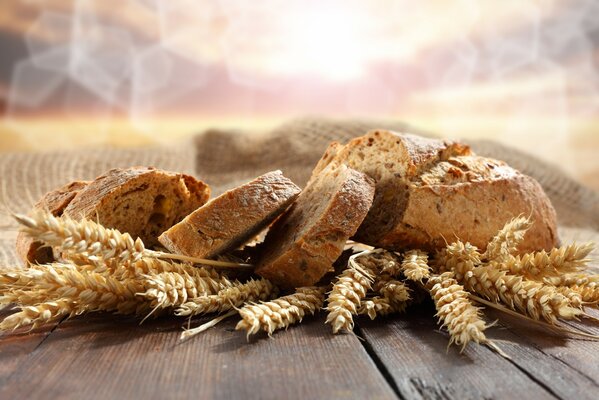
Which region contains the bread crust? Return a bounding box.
[256,164,375,289]
[16,180,89,264]
[316,129,558,253]
[159,170,301,258]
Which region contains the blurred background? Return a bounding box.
[0,0,598,187]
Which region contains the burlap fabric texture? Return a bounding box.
[1,118,598,266]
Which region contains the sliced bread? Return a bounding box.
[159,170,301,259]
[62,167,210,248]
[255,163,375,289]
[314,130,557,253]
[16,180,89,264]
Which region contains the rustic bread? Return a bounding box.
[16,180,89,264]
[63,167,210,248]
[256,163,375,289]
[313,130,558,253]
[159,170,301,259]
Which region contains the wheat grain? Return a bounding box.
[442,241,583,323]
[483,216,531,261]
[236,286,326,337]
[426,272,489,350]
[175,278,276,316]
[401,250,430,282]
[544,272,599,287]
[325,250,377,333]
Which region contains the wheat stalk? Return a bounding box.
[426,272,489,350]
[441,241,583,323]
[325,250,377,333]
[235,286,326,338]
[14,211,252,269]
[175,278,277,317]
[483,216,531,261]
[401,250,430,282]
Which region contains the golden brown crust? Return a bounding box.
[159,170,301,258]
[315,129,558,253]
[63,166,210,247]
[16,180,89,264]
[256,164,375,289]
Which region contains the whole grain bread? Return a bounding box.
[159,170,301,259]
[16,180,89,264]
[313,130,558,253]
[256,163,375,289]
[63,167,210,248]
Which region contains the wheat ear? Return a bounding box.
[401,250,430,282]
[325,250,377,333]
[14,211,251,269]
[175,278,277,317]
[236,286,327,338]
[138,268,232,309]
[544,272,599,287]
[358,296,409,319]
[0,300,78,331]
[426,272,489,351]
[496,243,595,279]
[0,264,149,316]
[441,241,583,323]
[483,216,531,261]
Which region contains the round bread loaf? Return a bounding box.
[312,130,558,253]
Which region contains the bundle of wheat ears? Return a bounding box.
[2,210,598,354]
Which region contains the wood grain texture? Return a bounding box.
[0,314,397,400]
[357,303,599,400]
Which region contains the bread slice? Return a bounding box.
[255,163,375,289]
[16,180,89,264]
[63,167,210,248]
[159,170,301,259]
[314,130,557,253]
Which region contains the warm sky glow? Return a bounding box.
[0,0,597,182]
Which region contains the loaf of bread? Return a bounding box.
[310,130,558,253]
[256,163,375,289]
[16,180,89,264]
[159,170,301,258]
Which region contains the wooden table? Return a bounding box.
[1,293,598,399]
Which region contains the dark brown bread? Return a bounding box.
[16,180,89,264]
[159,170,301,259]
[314,130,558,253]
[63,167,210,248]
[256,164,375,289]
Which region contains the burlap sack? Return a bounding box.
[1,118,598,265]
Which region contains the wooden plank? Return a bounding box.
[0,313,398,400]
[0,307,61,385]
[357,304,564,400]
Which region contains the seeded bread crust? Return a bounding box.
[16,180,89,264]
[63,167,210,248]
[159,170,301,259]
[256,164,375,289]
[316,130,558,253]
